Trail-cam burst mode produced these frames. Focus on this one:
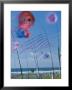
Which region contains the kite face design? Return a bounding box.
[17,11,35,38]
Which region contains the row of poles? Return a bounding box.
[12,27,61,79]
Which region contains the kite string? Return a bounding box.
[31,46,40,79]
[40,26,55,79]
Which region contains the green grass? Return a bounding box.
[54,72,61,79]
[11,72,61,79]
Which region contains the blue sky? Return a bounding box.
[11,11,61,69]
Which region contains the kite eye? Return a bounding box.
[27,18,32,24]
[28,18,31,22]
[20,17,26,23]
[23,18,26,22]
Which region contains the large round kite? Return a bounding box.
[17,11,35,38]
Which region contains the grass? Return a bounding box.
[54,72,61,79]
[11,72,61,79]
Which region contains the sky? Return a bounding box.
[11,11,61,69]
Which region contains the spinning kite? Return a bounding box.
[46,12,57,24]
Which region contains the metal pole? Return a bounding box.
[16,49,23,79]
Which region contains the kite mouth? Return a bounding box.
[19,24,32,31]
